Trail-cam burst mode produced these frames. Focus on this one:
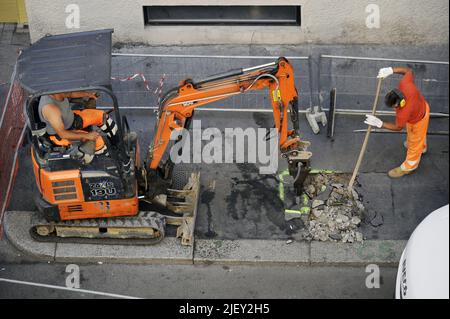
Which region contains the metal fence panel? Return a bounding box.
[319,55,449,114]
[100,55,311,112]
[0,66,27,230]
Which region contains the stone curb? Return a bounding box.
[54,238,193,265]
[3,211,193,264]
[4,211,406,266]
[193,239,310,265]
[193,239,406,266]
[3,211,56,262]
[310,240,407,266]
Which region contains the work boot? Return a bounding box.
[388,166,413,178]
[403,141,427,154]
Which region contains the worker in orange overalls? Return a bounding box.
[39,91,120,161]
[364,67,430,178]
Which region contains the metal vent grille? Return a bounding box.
[52,181,77,201]
[67,205,83,212]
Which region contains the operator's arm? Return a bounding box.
[66,91,98,99]
[382,121,403,131]
[42,104,99,141]
[392,67,412,76]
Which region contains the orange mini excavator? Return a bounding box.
[17,29,312,245]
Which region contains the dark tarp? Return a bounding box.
[17,29,113,94]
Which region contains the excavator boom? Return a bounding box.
[147,57,312,194]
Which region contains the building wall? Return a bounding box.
[25,0,449,45]
[0,0,28,23]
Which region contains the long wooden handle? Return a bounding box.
[348,78,384,191]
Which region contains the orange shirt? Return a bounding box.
[395,71,427,128]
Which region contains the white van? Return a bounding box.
[395,204,449,299]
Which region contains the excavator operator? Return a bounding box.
[38,91,120,162]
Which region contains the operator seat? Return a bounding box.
[25,96,60,152]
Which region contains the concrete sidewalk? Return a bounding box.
[4,211,406,266]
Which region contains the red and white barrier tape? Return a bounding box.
[110,73,166,98]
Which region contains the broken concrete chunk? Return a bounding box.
[351,189,359,200]
[342,233,350,243]
[335,214,349,223]
[312,200,325,209]
[347,234,354,243]
[312,209,323,219]
[355,232,364,242]
[319,184,327,194]
[317,214,330,224]
[315,186,332,201]
[329,233,342,241]
[355,200,365,212]
[342,222,351,229]
[317,230,329,242]
[351,216,361,225]
[305,185,316,198]
[327,220,336,230]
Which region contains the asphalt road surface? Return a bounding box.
[0,263,397,299]
[0,238,396,299]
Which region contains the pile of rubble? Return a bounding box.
[300,173,365,243]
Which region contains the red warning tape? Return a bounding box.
[110,73,166,99]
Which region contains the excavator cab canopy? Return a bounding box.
[17,29,127,170]
[17,29,114,94]
[16,29,123,132]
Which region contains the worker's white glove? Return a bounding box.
[377,67,394,79]
[364,114,383,128]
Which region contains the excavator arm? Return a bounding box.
[146,57,312,194]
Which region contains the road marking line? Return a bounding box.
[0,278,141,299]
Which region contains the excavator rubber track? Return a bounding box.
[29,172,200,246]
[30,211,166,245]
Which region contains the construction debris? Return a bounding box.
[299,173,365,243]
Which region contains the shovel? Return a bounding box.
[347,77,384,193]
